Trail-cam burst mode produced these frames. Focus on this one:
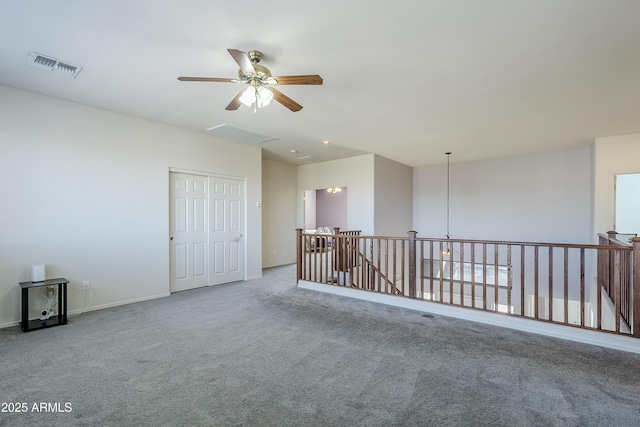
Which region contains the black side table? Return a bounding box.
[19,278,68,332]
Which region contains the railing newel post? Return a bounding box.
[296,228,303,283]
[632,237,640,338]
[408,230,417,299]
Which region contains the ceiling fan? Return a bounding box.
[178,49,323,112]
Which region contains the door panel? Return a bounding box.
[210,177,244,285]
[174,244,188,279]
[170,172,208,292]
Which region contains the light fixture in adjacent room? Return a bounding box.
[442,152,452,256]
[326,187,342,194]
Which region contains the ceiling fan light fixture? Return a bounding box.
[238,85,273,109]
[239,86,256,107]
[257,86,273,108]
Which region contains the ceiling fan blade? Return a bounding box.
[225,89,245,110]
[227,49,255,74]
[178,77,239,83]
[271,75,323,85]
[270,87,303,112]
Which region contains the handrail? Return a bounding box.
[296,229,640,339]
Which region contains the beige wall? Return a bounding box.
[413,147,592,243]
[0,85,263,327]
[374,155,413,236]
[593,133,640,241]
[297,155,375,234]
[295,153,413,237]
[262,159,297,267]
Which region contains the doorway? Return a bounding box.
[614,172,640,237]
[169,172,245,292]
[303,187,347,231]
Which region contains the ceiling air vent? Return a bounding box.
[27,52,82,78]
[206,124,277,144]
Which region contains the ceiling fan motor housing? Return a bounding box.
[247,50,263,64]
[238,64,272,84]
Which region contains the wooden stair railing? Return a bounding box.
[352,249,403,295]
[297,229,640,339]
[600,231,635,333]
[331,229,403,295]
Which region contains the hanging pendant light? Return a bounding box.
[442,152,452,256]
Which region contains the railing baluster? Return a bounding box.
[385,239,390,294]
[564,247,569,324]
[482,243,487,310]
[632,237,640,338]
[349,236,355,287]
[408,231,417,299]
[419,240,424,299]
[580,248,585,327]
[494,244,499,312]
[393,240,397,296]
[439,242,444,303]
[313,235,318,283]
[520,245,525,317]
[429,241,434,301]
[376,239,381,292]
[549,246,553,322]
[460,243,465,306]
[471,243,476,308]
[369,238,374,291]
[534,246,539,319]
[507,245,512,314]
[614,249,621,333]
[319,237,324,284]
[362,238,366,290]
[597,247,603,330]
[449,244,454,304]
[401,239,406,296]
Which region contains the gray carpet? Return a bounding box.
[1,264,640,427]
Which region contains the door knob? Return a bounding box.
[170,236,174,241]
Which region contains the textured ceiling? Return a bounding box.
[1,0,639,167]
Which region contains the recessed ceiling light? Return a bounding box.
[322,140,330,145]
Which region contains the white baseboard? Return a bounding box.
[297,281,640,355]
[68,292,170,317]
[0,320,20,329]
[0,292,171,330]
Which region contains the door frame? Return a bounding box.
[614,171,640,234]
[169,167,247,290]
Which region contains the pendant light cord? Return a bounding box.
[446,152,451,239]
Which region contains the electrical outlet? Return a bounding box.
[83,280,90,290]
